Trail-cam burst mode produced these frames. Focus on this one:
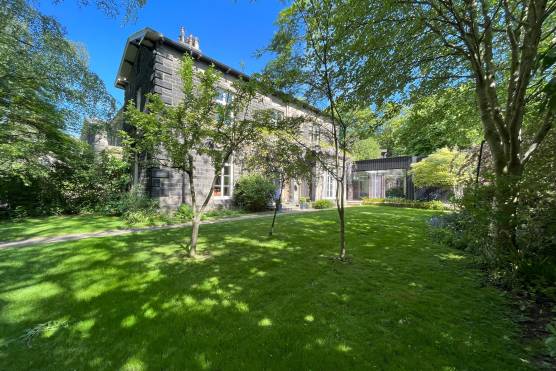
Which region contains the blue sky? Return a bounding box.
[38,0,287,106]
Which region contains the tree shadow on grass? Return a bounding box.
[0,207,527,370]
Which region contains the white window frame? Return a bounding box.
[323,171,336,199]
[213,156,234,199]
[215,88,233,105]
[215,88,235,125]
[310,124,320,146]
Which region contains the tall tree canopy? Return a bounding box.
[331,0,555,255]
[339,0,555,168]
[379,86,483,156]
[0,0,115,185]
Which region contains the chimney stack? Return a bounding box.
[177,27,201,51]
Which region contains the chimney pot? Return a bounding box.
[179,26,186,43]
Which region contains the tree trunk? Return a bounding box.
[188,172,221,257]
[338,187,346,260]
[492,168,522,275]
[269,180,283,237]
[190,216,200,258]
[133,152,139,185]
[337,147,347,260]
[186,155,199,257]
[475,139,485,184]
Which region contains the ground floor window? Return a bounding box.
[324,172,336,199]
[353,170,407,199]
[213,158,233,198]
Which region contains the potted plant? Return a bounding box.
[299,197,310,209]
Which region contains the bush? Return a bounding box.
[361,197,449,210]
[432,167,556,294]
[547,321,556,358]
[424,200,447,210]
[123,209,158,226]
[100,185,158,216]
[175,203,194,221]
[233,175,275,212]
[361,197,385,204]
[313,199,334,209]
[409,148,465,188]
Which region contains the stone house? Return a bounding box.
[114,27,342,210]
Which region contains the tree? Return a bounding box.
[379,86,483,156]
[125,54,267,257]
[410,148,466,189]
[351,137,381,160]
[335,0,556,258]
[265,0,368,260]
[0,0,115,213]
[246,128,313,236]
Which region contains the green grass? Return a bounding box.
[0,215,128,242]
[0,206,530,370]
[0,209,248,243]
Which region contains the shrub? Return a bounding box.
[313,199,334,209]
[409,148,466,188]
[101,185,158,216]
[175,203,194,221]
[547,321,556,358]
[233,175,275,212]
[423,200,447,210]
[123,209,158,226]
[361,196,449,210]
[361,197,385,204]
[0,146,129,218]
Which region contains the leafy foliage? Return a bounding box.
[410,148,466,188]
[361,197,449,210]
[0,0,115,187]
[245,126,314,235]
[334,0,556,266]
[378,86,483,156]
[351,137,381,160]
[312,199,334,209]
[233,174,275,212]
[0,140,130,217]
[547,321,556,358]
[434,148,556,293]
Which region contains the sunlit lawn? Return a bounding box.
[0,215,128,242]
[0,206,529,370]
[0,209,247,243]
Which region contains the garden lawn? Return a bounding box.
[0,206,530,370]
[0,215,128,242]
[0,210,248,243]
